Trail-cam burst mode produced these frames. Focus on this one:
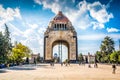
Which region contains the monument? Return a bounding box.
[44,11,78,62]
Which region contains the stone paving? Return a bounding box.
[0,64,120,80]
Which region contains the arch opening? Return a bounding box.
[52,40,69,63]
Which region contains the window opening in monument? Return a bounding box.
[54,24,68,31]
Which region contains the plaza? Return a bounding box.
[0,64,120,80]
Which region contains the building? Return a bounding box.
[44,11,78,63]
[83,53,95,63]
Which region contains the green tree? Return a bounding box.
[110,51,118,63]
[9,42,31,64]
[0,24,12,63]
[110,50,120,63]
[100,36,115,54]
[4,24,12,61]
[99,36,115,63]
[37,53,40,63]
[117,51,120,63]
[78,53,84,63]
[0,32,5,63]
[96,51,102,62]
[104,54,110,63]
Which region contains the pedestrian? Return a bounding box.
[65,59,68,66]
[68,60,70,66]
[94,63,98,68]
[34,57,36,66]
[50,59,54,66]
[112,64,116,74]
[88,64,91,68]
[7,63,9,69]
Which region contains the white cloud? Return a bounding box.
[14,8,22,19]
[28,23,39,29]
[34,0,42,5]
[88,1,113,23]
[78,34,120,41]
[107,27,119,33]
[92,22,104,30]
[78,34,105,40]
[37,27,46,35]
[0,26,4,32]
[21,25,45,55]
[34,0,61,14]
[8,22,46,56]
[34,0,113,30]
[9,23,23,36]
[0,5,21,29]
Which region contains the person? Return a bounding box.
[34,57,37,65]
[65,59,68,66]
[7,63,9,69]
[50,59,54,66]
[88,64,91,68]
[94,63,98,68]
[50,62,52,66]
[112,64,116,74]
[68,60,70,66]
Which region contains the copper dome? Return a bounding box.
[53,11,69,23]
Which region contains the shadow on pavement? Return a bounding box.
[37,64,49,67]
[36,64,56,69]
[0,70,7,73]
[9,67,36,70]
[8,65,36,71]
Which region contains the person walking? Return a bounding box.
[94,62,98,68]
[34,57,37,66]
[112,64,116,74]
[88,64,91,68]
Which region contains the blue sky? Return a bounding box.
[0,0,120,57]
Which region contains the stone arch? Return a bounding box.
[44,11,78,63]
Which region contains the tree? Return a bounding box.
[99,36,115,63]
[100,36,115,55]
[9,42,31,65]
[117,51,120,63]
[37,53,40,63]
[0,24,12,63]
[4,24,12,61]
[110,50,120,63]
[96,51,102,62]
[11,48,25,64]
[0,32,5,63]
[110,51,118,63]
[78,53,84,63]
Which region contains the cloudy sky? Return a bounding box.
[0,0,120,57]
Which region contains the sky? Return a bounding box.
[0,0,120,57]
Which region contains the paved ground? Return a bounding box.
[0,64,120,80]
